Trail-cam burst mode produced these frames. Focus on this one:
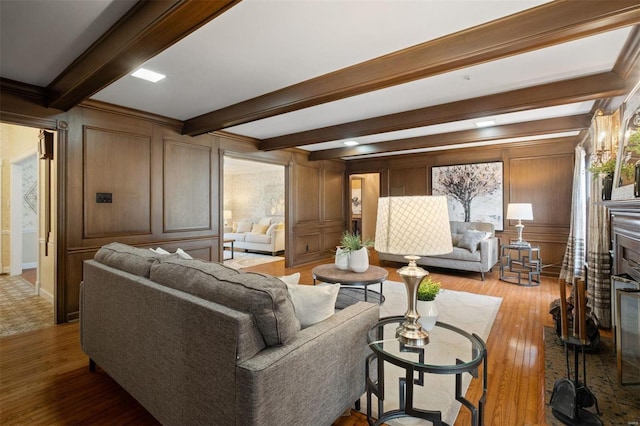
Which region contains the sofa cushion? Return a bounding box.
[433,246,482,262]
[95,242,164,278]
[457,230,491,253]
[225,232,246,242]
[150,258,300,346]
[245,233,272,244]
[286,283,340,328]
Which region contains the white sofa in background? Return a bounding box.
[224,216,285,256]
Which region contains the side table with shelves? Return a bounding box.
[499,243,541,286]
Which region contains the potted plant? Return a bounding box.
[336,231,374,273]
[416,276,441,330]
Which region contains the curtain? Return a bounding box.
[587,114,613,329]
[559,145,586,284]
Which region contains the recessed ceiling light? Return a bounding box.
[475,120,496,128]
[343,140,359,146]
[131,68,166,83]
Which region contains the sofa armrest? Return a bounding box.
[236,301,379,425]
[479,236,499,272]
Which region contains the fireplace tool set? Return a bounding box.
[549,275,602,426]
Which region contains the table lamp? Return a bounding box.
[375,196,452,346]
[506,203,533,246]
[223,210,232,226]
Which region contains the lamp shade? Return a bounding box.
[223,210,232,220]
[375,196,452,256]
[506,203,533,221]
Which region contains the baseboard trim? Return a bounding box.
[39,287,54,304]
[22,262,37,269]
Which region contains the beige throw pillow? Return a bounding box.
[277,272,301,286]
[236,222,252,233]
[286,283,340,328]
[251,223,269,234]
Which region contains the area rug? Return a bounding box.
[357,281,502,425]
[544,326,640,425]
[0,275,53,337]
[223,252,284,269]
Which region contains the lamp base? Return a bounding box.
[396,256,430,347]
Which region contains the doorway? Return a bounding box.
[0,122,56,334]
[222,155,287,262]
[350,173,380,241]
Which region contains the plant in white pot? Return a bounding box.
[416,276,441,331]
[337,231,374,273]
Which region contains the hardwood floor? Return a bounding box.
[0,256,561,425]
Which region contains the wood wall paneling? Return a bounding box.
[163,140,212,232]
[83,126,151,238]
[322,166,344,221]
[295,163,320,222]
[509,154,573,227]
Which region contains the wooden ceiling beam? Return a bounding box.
[47,0,240,111]
[308,114,592,161]
[183,0,640,136]
[259,72,625,151]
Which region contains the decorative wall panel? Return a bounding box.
[296,164,320,222]
[323,167,344,221]
[84,127,151,237]
[163,140,211,232]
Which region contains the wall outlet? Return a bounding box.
[96,192,112,203]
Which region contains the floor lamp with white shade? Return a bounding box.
[375,196,453,347]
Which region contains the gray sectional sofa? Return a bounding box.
[379,221,499,280]
[80,243,378,426]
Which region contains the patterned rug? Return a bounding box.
[0,274,53,337]
[544,326,640,425]
[223,252,284,269]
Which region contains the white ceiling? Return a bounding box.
[1,0,637,159]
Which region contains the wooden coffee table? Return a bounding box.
[312,264,388,303]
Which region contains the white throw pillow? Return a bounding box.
[149,247,170,255]
[236,222,253,233]
[175,248,193,260]
[259,217,272,226]
[277,272,300,286]
[457,230,491,253]
[286,283,340,328]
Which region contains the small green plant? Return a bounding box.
[588,157,635,181]
[416,276,441,301]
[588,158,617,178]
[339,231,374,253]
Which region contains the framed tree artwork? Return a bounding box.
[431,161,503,230]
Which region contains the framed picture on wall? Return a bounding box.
[431,161,504,230]
[351,188,362,215]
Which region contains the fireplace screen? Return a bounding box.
[616,289,640,385]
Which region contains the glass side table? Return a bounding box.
[499,243,541,286]
[366,316,487,426]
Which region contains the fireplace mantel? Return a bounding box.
[604,199,640,283]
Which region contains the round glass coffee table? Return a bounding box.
[366,316,487,426]
[311,264,388,304]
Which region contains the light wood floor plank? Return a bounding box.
[1,257,564,425]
